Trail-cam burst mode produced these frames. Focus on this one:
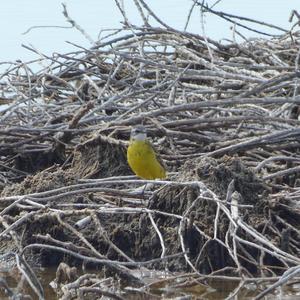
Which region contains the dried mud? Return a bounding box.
[0,138,292,277]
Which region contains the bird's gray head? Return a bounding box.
[130,125,147,141]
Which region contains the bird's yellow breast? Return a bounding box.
[127,140,166,180]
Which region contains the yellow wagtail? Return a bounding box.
[127,126,166,179]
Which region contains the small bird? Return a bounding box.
[127,126,166,179]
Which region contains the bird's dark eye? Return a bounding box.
[135,129,145,134]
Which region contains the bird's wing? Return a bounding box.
[146,140,167,170]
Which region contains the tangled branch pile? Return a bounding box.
[1,4,300,299]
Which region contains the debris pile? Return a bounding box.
[1,2,300,298]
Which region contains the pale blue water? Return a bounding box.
[0,0,298,62]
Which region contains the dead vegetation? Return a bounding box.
[1,1,300,299]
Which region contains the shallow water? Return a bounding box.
[1,268,300,299]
